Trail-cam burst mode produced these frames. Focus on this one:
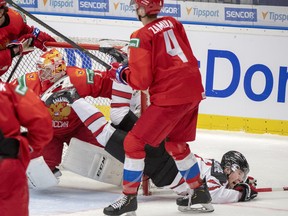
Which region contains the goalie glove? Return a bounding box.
[107,62,128,84]
[45,87,80,106]
[234,182,258,202]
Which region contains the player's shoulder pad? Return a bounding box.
[211,159,227,185]
[9,8,27,23]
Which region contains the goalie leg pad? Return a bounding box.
[26,156,60,189]
[61,138,123,186]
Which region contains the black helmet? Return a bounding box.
[221,150,250,179]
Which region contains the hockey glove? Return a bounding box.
[100,47,128,64]
[107,62,128,84]
[33,27,56,51]
[0,131,20,158]
[234,182,258,202]
[245,176,257,187]
[45,87,80,106]
[7,37,35,57]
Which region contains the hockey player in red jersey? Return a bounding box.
[0,0,56,77]
[105,0,213,214]
[11,48,134,178]
[0,81,53,216]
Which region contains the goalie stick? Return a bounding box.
[257,186,288,192]
[6,0,111,69]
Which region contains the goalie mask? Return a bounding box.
[37,48,66,83]
[221,150,250,181]
[130,0,163,17]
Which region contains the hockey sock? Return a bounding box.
[174,153,202,189]
[123,157,144,195]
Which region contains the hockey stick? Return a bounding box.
[6,0,111,70]
[7,55,23,82]
[257,186,288,192]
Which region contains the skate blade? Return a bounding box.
[178,203,214,213]
[104,211,136,216]
[125,211,136,216]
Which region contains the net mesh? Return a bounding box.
[1,38,129,118]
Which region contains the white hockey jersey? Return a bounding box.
[195,154,242,203]
[170,154,242,204]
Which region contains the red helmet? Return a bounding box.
[131,0,163,15]
[0,0,6,7]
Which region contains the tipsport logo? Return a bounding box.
[185,7,219,18]
[261,11,288,23]
[15,0,38,8]
[44,0,73,8]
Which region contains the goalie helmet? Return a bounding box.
[37,48,66,83]
[130,0,163,15]
[221,150,250,180]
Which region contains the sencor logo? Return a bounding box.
[159,4,181,17]
[225,8,257,22]
[79,0,109,12]
[15,0,38,8]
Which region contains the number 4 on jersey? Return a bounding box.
[163,29,188,63]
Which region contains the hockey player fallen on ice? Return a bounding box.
[0,0,56,77]
[68,98,258,206]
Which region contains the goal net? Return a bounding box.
[1,38,130,117]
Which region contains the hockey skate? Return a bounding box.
[176,180,214,213]
[103,194,137,216]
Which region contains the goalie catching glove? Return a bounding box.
[107,62,128,84]
[234,182,258,201]
[45,87,80,106]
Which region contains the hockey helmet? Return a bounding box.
[0,0,6,7]
[221,150,250,180]
[37,48,66,83]
[130,0,163,15]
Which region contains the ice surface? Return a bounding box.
[29,129,288,216]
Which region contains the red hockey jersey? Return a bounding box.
[125,16,205,106]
